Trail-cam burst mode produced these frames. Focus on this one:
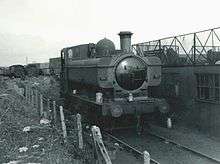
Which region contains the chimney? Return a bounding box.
[118,31,133,52]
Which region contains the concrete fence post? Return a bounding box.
[25,85,28,100]
[26,85,29,102]
[35,90,38,109]
[29,87,32,104]
[91,126,112,164]
[32,89,35,107]
[47,99,50,119]
[27,85,30,103]
[31,89,34,106]
[167,117,172,129]
[143,151,150,164]
[76,113,83,149]
[60,106,67,143]
[40,94,43,117]
[52,101,57,123]
[29,85,31,103]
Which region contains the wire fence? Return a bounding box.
[15,79,152,164]
[18,80,98,163]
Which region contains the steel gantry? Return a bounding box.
[133,27,220,66]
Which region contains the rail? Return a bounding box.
[147,131,220,163]
[15,79,154,164]
[103,131,159,164]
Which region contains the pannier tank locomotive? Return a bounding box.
[60,31,169,129]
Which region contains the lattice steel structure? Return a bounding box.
[133,27,220,66]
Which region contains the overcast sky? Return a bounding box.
[0,0,220,66]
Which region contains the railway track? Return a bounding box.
[106,127,220,164]
[103,131,160,164]
[147,130,220,164]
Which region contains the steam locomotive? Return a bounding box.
[60,31,169,130]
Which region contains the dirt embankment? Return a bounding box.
[0,77,74,164]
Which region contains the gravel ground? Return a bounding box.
[111,129,218,164]
[112,150,142,164]
[149,124,220,162]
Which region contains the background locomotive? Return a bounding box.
[25,63,41,77]
[60,31,169,129]
[1,61,59,78]
[49,57,61,77]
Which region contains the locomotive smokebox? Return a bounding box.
[119,31,133,52]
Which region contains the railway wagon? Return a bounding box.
[39,62,50,75]
[49,57,61,76]
[9,65,25,78]
[0,67,5,76]
[25,63,41,77]
[60,31,169,129]
[2,67,9,76]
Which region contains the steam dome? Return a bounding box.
[96,38,115,56]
